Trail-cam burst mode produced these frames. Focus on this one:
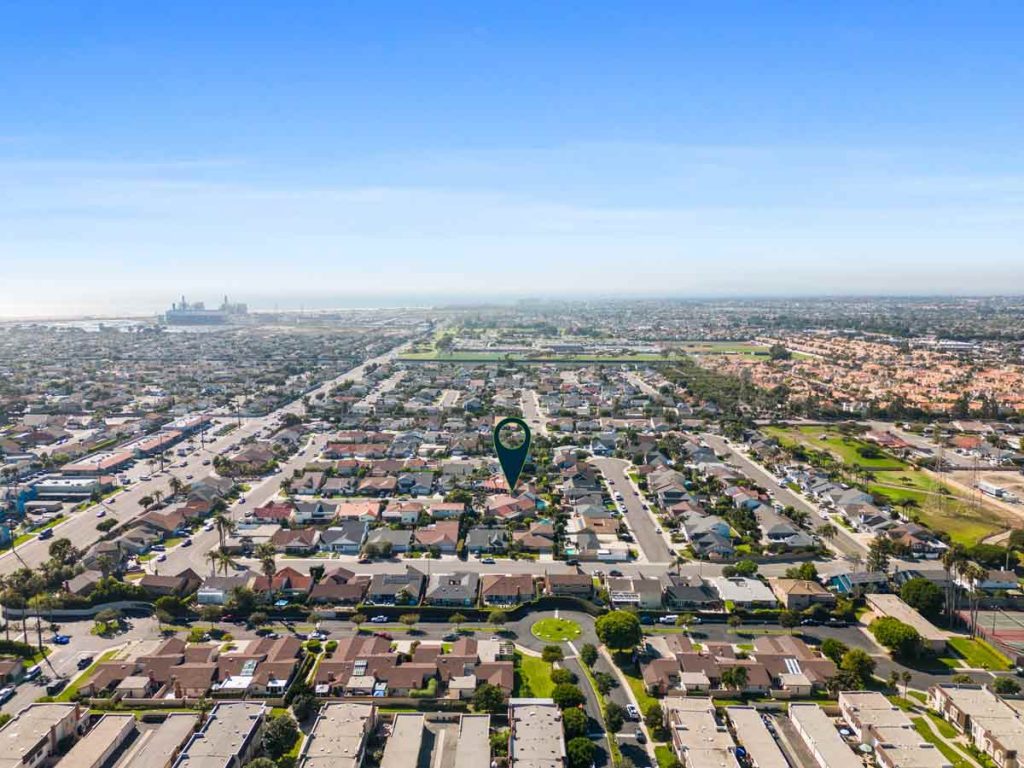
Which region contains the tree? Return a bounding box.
[900,578,944,619]
[605,702,626,733]
[644,702,666,739]
[246,759,277,768]
[351,613,367,630]
[779,610,800,632]
[580,643,598,667]
[400,614,420,630]
[821,638,849,664]
[292,693,317,722]
[449,612,467,631]
[993,677,1021,695]
[562,707,588,739]
[542,645,564,663]
[489,609,508,630]
[262,714,299,759]
[595,611,642,651]
[785,562,819,581]
[551,668,577,685]
[870,617,922,658]
[472,682,507,713]
[551,683,585,710]
[866,536,892,573]
[840,649,876,686]
[566,737,597,768]
[720,666,749,692]
[213,513,235,549]
[727,613,743,631]
[901,670,912,698]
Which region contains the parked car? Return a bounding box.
[96,508,106,518]
[370,615,389,623]
[45,679,67,696]
[634,729,647,744]
[51,634,71,645]
[626,705,641,720]
[481,557,495,564]
[77,655,94,670]
[660,615,678,625]
[609,569,624,577]
[0,686,15,704]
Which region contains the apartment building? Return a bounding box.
[172,703,265,768]
[0,704,84,768]
[509,699,565,768]
[789,704,861,768]
[298,703,375,768]
[930,684,1024,768]
[839,691,951,768]
[664,698,736,768]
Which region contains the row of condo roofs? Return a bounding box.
[0,700,497,768]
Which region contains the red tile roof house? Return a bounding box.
[414,521,460,554]
[270,527,321,555]
[484,494,536,521]
[252,501,295,523]
[252,567,313,597]
[480,574,535,606]
[333,501,381,523]
[308,568,370,605]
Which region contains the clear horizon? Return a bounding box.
[2,2,1024,312]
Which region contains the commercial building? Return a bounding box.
[0,703,83,768]
[839,691,951,768]
[61,715,136,768]
[866,594,947,652]
[172,703,265,768]
[726,707,787,768]
[664,698,736,768]
[299,703,375,768]
[31,475,111,500]
[454,715,491,768]
[509,699,565,768]
[930,684,1024,767]
[61,451,134,476]
[789,704,861,768]
[380,714,426,768]
[112,713,198,768]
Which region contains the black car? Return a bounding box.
[45,679,67,695]
[609,569,624,577]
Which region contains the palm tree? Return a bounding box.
[722,665,748,692]
[151,489,164,508]
[901,670,912,698]
[168,476,184,498]
[206,549,221,576]
[215,549,238,576]
[965,562,988,637]
[816,523,837,543]
[213,513,235,549]
[254,543,277,599]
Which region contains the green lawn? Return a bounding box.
[514,652,554,698]
[56,649,120,701]
[763,425,908,470]
[654,745,677,768]
[622,666,658,712]
[947,637,1012,670]
[531,618,581,643]
[401,350,669,363]
[912,717,973,768]
[928,713,958,739]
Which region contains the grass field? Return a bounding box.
[56,649,120,701]
[654,745,676,768]
[531,617,582,642]
[514,652,554,698]
[763,425,909,470]
[868,478,1009,545]
[947,637,1012,670]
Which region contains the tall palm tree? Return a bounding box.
[965,563,988,637]
[213,513,235,549]
[206,549,221,576]
[168,476,184,498]
[253,543,277,599]
[816,523,837,543]
[151,489,164,508]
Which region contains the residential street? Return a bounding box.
[590,457,673,564]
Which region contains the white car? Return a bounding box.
[370,615,389,624]
[96,508,106,517]
[660,615,678,625]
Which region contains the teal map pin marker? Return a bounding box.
[493,417,532,492]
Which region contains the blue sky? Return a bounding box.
[2,2,1024,315]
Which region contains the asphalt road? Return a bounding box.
[520,390,548,436]
[701,434,868,558]
[0,343,405,578]
[590,457,673,564]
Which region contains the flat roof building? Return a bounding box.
[839,692,951,768]
[866,594,947,652]
[664,698,736,768]
[172,703,265,768]
[380,714,425,768]
[454,715,491,768]
[510,699,566,768]
[726,707,787,768]
[112,713,198,768]
[299,703,375,768]
[789,704,861,768]
[930,685,1024,768]
[60,715,136,768]
[0,703,83,768]
[61,451,134,476]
